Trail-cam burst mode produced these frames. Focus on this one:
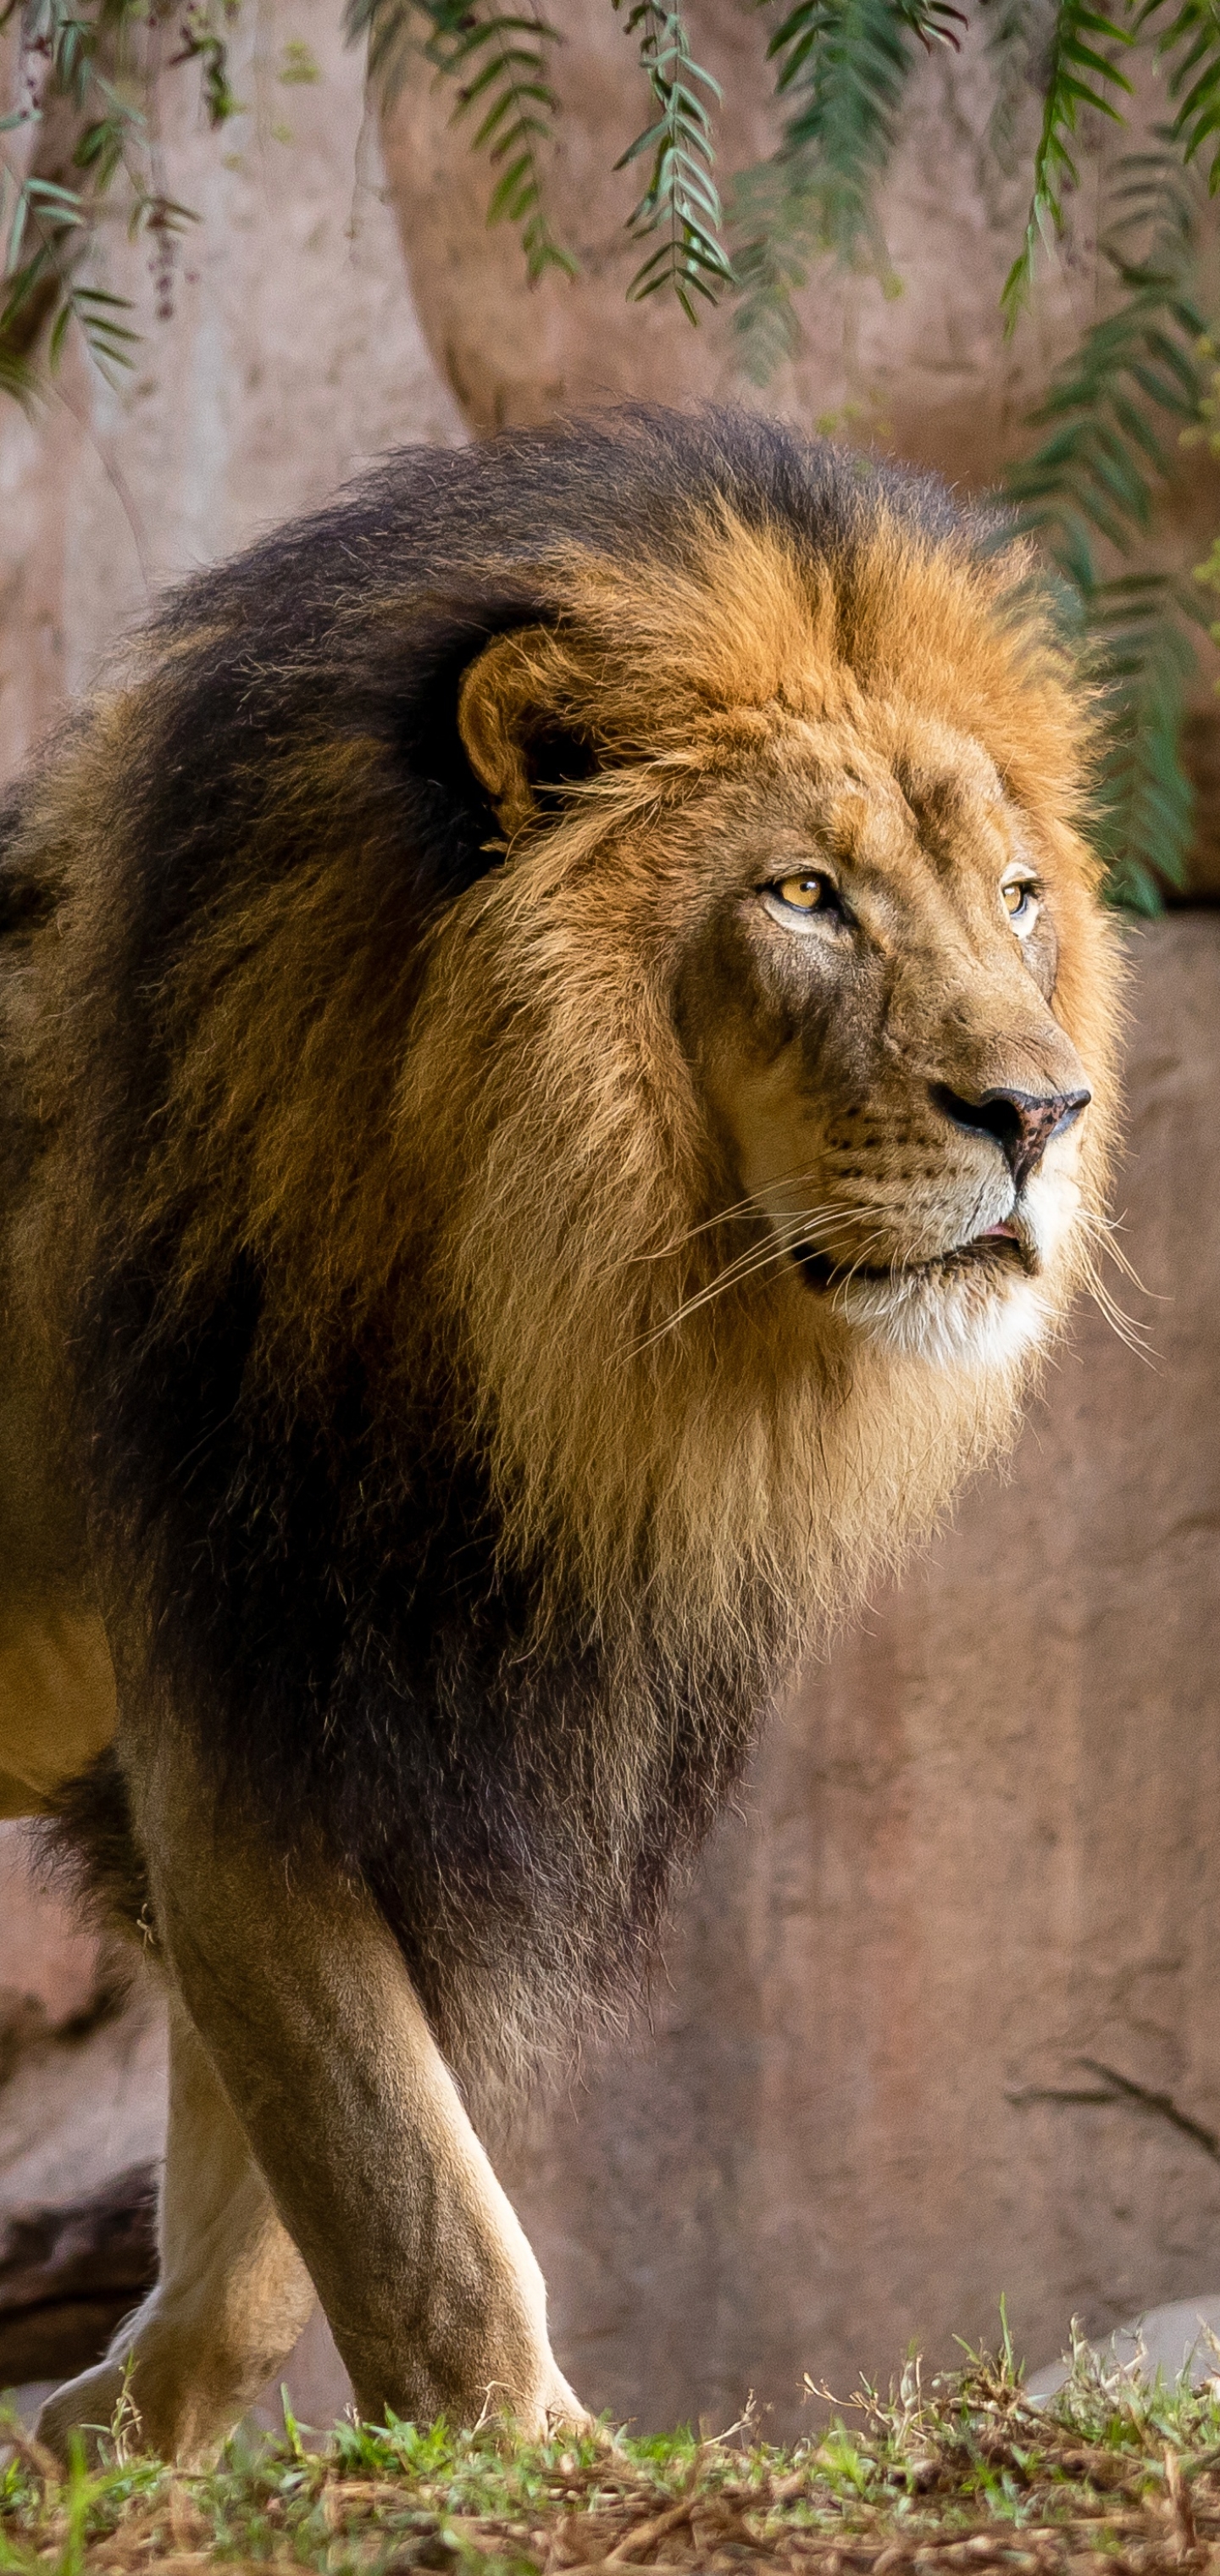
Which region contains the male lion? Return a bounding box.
[0,408,1119,2462]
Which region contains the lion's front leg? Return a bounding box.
[126,1733,585,2445]
[37,1991,317,2465]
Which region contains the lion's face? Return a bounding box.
[677,706,1094,1371]
[453,514,1113,1416]
[386,502,1120,1645]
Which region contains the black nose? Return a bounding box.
[931,1083,1091,1194]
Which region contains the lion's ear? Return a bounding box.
[458,627,595,839]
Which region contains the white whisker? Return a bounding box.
[627,1199,887,1354]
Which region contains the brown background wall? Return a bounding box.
[3,0,1220,2436]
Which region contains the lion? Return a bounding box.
[0,407,1120,2464]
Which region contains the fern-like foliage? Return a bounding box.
[613,0,733,318]
[1087,574,1201,910]
[0,0,224,394]
[1134,0,1220,190]
[730,0,962,380]
[1001,1,1136,325]
[1004,149,1209,903]
[984,0,1056,175]
[0,158,138,398]
[346,0,574,282]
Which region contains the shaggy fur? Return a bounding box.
[0,407,1120,2090]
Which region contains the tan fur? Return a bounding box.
[38,1993,318,2465]
[36,1743,584,2460]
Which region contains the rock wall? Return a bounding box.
[0,1829,165,2401]
[382,3,1093,464]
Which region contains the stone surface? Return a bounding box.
[382,4,1072,459]
[0,2161,158,2383]
[0,1834,166,2226]
[380,8,1219,479]
[0,1823,104,2070]
[0,1830,167,2395]
[1028,2298,1220,2399]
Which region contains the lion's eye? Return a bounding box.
[1001,878,1039,931]
[763,871,842,929]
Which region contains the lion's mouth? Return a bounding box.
[793,1222,1036,1296]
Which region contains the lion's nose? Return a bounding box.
[931,1083,1091,1195]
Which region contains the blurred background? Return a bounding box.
[3,0,1220,2444]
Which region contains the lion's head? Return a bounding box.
[394,481,1119,1652]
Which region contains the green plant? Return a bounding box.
[613,0,733,317]
[0,0,236,401]
[1001,140,1211,907]
[346,0,576,279]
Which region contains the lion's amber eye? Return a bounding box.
[760,869,844,934]
[775,874,832,913]
[1002,879,1037,925]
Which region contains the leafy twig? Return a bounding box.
[613,0,732,319]
[1001,0,1136,327]
[1136,0,1220,193]
[347,0,574,280]
[730,0,961,377]
[1003,147,1208,902]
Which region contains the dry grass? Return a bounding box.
[5,2336,1220,2576]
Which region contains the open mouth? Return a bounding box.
[793,1222,1035,1296]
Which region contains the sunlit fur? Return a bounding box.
[0,411,1122,2086]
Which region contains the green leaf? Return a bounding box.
[613,0,734,316]
[346,0,576,280]
[729,0,933,376]
[1002,145,1206,906]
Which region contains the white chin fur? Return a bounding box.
[832,1262,1055,1369]
[828,1155,1083,1370]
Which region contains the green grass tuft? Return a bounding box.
[5,2333,1220,2573]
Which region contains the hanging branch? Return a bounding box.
[1001,0,1136,325]
[0,0,223,397]
[613,0,733,319]
[1133,1,1220,189]
[730,0,962,380]
[347,0,575,283]
[1002,147,1210,906]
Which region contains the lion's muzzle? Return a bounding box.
[930,1082,1092,1196]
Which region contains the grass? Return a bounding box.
[4,2333,1220,2576]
